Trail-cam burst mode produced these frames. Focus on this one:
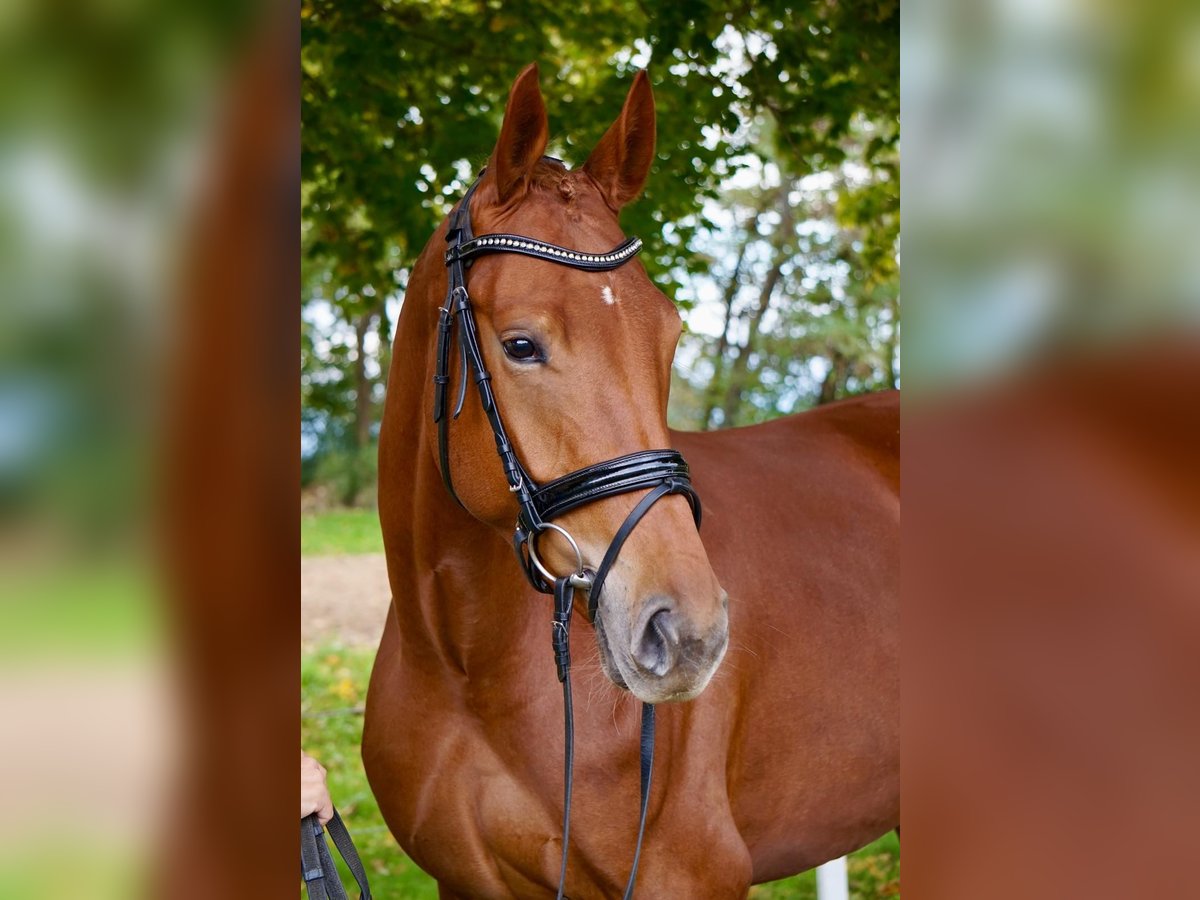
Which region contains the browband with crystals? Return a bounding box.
[446,234,643,271]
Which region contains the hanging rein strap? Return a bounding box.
[553,576,656,900]
[552,577,575,900]
[300,810,373,900]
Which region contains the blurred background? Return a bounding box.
[0,1,290,897]
[903,0,1199,897]
[904,0,1200,387]
[0,0,1195,894]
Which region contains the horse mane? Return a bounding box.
[527,155,571,188]
[477,155,578,206]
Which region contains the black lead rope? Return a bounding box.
[300,809,373,900]
[554,576,656,900]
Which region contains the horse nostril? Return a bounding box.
[634,608,678,676]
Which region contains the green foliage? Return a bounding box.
[0,843,143,900]
[301,647,438,898]
[308,443,379,508]
[301,508,385,556]
[302,644,899,897]
[0,2,256,188]
[677,127,899,430]
[301,309,357,443]
[749,832,900,898]
[301,0,896,290]
[301,0,900,485]
[0,558,156,659]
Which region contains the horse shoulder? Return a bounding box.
[669,391,901,878]
[366,614,572,898]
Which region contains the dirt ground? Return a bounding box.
[301,553,392,648]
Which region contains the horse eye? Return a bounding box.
[501,337,541,362]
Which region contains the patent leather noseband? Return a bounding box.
[432,168,703,898]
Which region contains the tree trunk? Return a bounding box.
[718,253,785,426]
[376,298,394,394]
[817,349,849,405]
[883,294,899,390]
[701,217,758,430]
[352,305,379,449]
[715,184,795,428]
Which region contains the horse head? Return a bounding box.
[408,64,728,703]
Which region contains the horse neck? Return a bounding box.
[378,243,536,674]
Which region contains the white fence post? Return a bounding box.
[815,856,849,900]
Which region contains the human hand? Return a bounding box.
[301,751,334,824]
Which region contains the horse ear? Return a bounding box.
[490,63,549,204]
[582,70,656,212]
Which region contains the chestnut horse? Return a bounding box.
[364,64,899,898]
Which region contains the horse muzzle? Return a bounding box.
[595,589,730,703]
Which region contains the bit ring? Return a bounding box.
[527,522,591,589]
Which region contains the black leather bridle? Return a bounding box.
[434,168,703,898]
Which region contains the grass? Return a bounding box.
[0,841,145,900]
[0,557,160,898]
[301,508,385,556]
[301,645,437,898]
[0,557,159,659]
[750,831,900,899]
[301,645,899,898]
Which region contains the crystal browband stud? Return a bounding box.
[457,236,643,265]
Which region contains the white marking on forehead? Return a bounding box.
[601,285,618,306]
